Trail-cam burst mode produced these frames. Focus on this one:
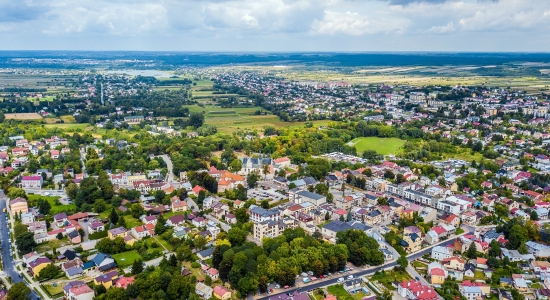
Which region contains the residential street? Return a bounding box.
[256,232,464,300]
[0,192,44,300]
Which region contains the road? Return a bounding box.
[122,254,169,273]
[80,147,87,178]
[0,192,43,300]
[158,155,176,183]
[257,233,464,300]
[205,215,231,232]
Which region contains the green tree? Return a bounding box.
[188,112,205,128]
[530,210,539,221]
[229,159,242,173]
[7,282,31,300]
[227,228,248,247]
[397,255,408,269]
[65,183,79,199]
[38,264,60,280]
[155,214,167,235]
[195,235,207,251]
[109,208,119,225]
[37,199,52,215]
[8,188,26,199]
[131,259,143,275]
[376,290,392,300]
[247,172,259,188]
[15,232,37,255]
[488,240,501,257]
[466,241,477,259]
[508,224,528,250]
[130,203,145,219]
[155,190,166,204]
[325,212,330,221]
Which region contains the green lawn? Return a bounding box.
[43,284,64,297]
[43,123,89,131]
[35,238,68,253]
[27,194,76,215]
[327,284,367,300]
[124,215,142,228]
[349,137,405,156]
[465,270,485,280]
[371,270,411,290]
[113,250,143,268]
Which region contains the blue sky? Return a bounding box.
[1,0,549,51]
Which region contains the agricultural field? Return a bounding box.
[348,137,405,155]
[5,113,42,120]
[44,123,89,131]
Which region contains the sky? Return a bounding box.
[1,0,549,51]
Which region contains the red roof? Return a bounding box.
[430,268,445,276]
[431,226,446,235]
[193,185,205,194]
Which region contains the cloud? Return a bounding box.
[427,21,455,33]
[311,11,409,35]
[0,1,49,22]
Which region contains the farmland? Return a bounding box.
[5,113,42,120]
[348,137,406,156]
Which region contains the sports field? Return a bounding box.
[348,137,405,155]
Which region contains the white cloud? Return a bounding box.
[427,21,455,33]
[0,0,549,50]
[311,11,409,35]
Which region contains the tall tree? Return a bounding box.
[109,208,119,225]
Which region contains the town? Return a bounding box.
[0,63,550,300]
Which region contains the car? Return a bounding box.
[275,285,280,289]
[284,286,289,289]
[347,275,353,279]
[415,276,420,281]
[319,275,323,279]
[307,271,313,276]
[310,277,317,281]
[337,278,344,283]
[301,272,307,277]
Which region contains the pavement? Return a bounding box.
[205,215,231,232]
[0,192,44,300]
[256,232,466,300]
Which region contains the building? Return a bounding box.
[171,197,187,212]
[250,207,282,223]
[20,212,35,224]
[213,286,232,300]
[131,224,155,240]
[398,280,438,300]
[28,257,52,277]
[239,157,273,176]
[108,227,128,240]
[402,233,422,253]
[94,270,118,289]
[431,246,453,260]
[9,197,28,214]
[460,286,482,300]
[195,282,213,299]
[20,176,43,188]
[321,220,372,242]
[64,281,94,300]
[291,190,327,206]
[254,220,286,240]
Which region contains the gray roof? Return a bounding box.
[250,207,280,217]
[297,190,325,201]
[323,220,371,233]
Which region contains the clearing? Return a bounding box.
[5,113,42,120]
[348,137,405,156]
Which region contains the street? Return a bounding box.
[257,233,464,300]
[0,192,42,300]
[158,155,176,183]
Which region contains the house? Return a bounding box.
[65,266,84,279]
[197,248,214,260]
[88,221,105,234]
[108,227,128,240]
[290,190,327,206]
[141,215,158,225]
[9,197,28,214]
[460,286,482,300]
[20,212,34,224]
[167,214,186,227]
[91,253,117,271]
[94,270,118,289]
[28,257,52,276]
[343,278,363,293]
[401,233,422,253]
[498,289,513,300]
[68,230,81,244]
[192,217,206,227]
[114,277,135,289]
[172,226,191,239]
[22,251,40,264]
[250,207,282,223]
[196,282,213,299]
[464,263,475,277]
[64,281,94,300]
[442,257,465,271]
[536,288,550,300]
[476,257,488,269]
[54,213,68,227]
[171,197,187,212]
[461,280,490,296]
[206,268,219,280]
[20,176,43,188]
[427,262,447,284]
[131,224,155,240]
[217,172,245,192]
[213,286,232,300]
[398,280,438,300]
[439,213,460,228]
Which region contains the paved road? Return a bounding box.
[122,254,169,273]
[0,193,42,300]
[205,215,231,232]
[158,155,176,183]
[257,234,463,300]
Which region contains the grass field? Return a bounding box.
[5,113,42,120]
[27,194,76,214]
[43,284,64,297]
[113,250,143,268]
[44,123,88,131]
[327,284,367,300]
[124,215,142,228]
[349,137,405,155]
[371,270,411,290]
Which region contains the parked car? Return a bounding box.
[337,278,344,283]
[347,275,354,279]
[415,276,420,281]
[275,285,280,289]
[301,272,307,277]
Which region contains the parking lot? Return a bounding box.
[264,266,356,295]
[247,187,288,203]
